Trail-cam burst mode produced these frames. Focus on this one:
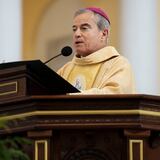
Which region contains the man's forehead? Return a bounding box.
[73,12,96,26]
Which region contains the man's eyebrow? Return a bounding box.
[81,23,91,27]
[72,23,91,28]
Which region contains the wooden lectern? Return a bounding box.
[0,60,160,160]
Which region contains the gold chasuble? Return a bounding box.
[57,46,136,94]
[67,63,102,90]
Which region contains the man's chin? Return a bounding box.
[76,50,88,57]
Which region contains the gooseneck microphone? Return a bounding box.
[44,46,72,64]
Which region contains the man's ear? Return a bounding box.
[103,29,108,37]
[101,29,108,42]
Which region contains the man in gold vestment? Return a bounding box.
[58,7,136,94]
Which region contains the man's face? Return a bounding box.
[72,12,107,57]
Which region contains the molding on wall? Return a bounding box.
[22,0,54,60]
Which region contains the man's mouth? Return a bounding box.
[75,41,83,44]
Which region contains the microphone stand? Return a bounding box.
[44,54,62,64]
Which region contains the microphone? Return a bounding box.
[44,46,72,64]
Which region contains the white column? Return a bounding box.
[120,0,158,94]
[0,0,22,63]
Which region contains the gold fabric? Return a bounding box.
[57,46,136,94]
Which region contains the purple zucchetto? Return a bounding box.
[86,7,110,24]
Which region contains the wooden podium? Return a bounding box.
[0,61,160,160]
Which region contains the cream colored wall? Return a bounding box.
[22,0,53,59]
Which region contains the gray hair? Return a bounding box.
[74,8,110,31]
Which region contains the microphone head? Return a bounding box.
[61,46,72,56]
